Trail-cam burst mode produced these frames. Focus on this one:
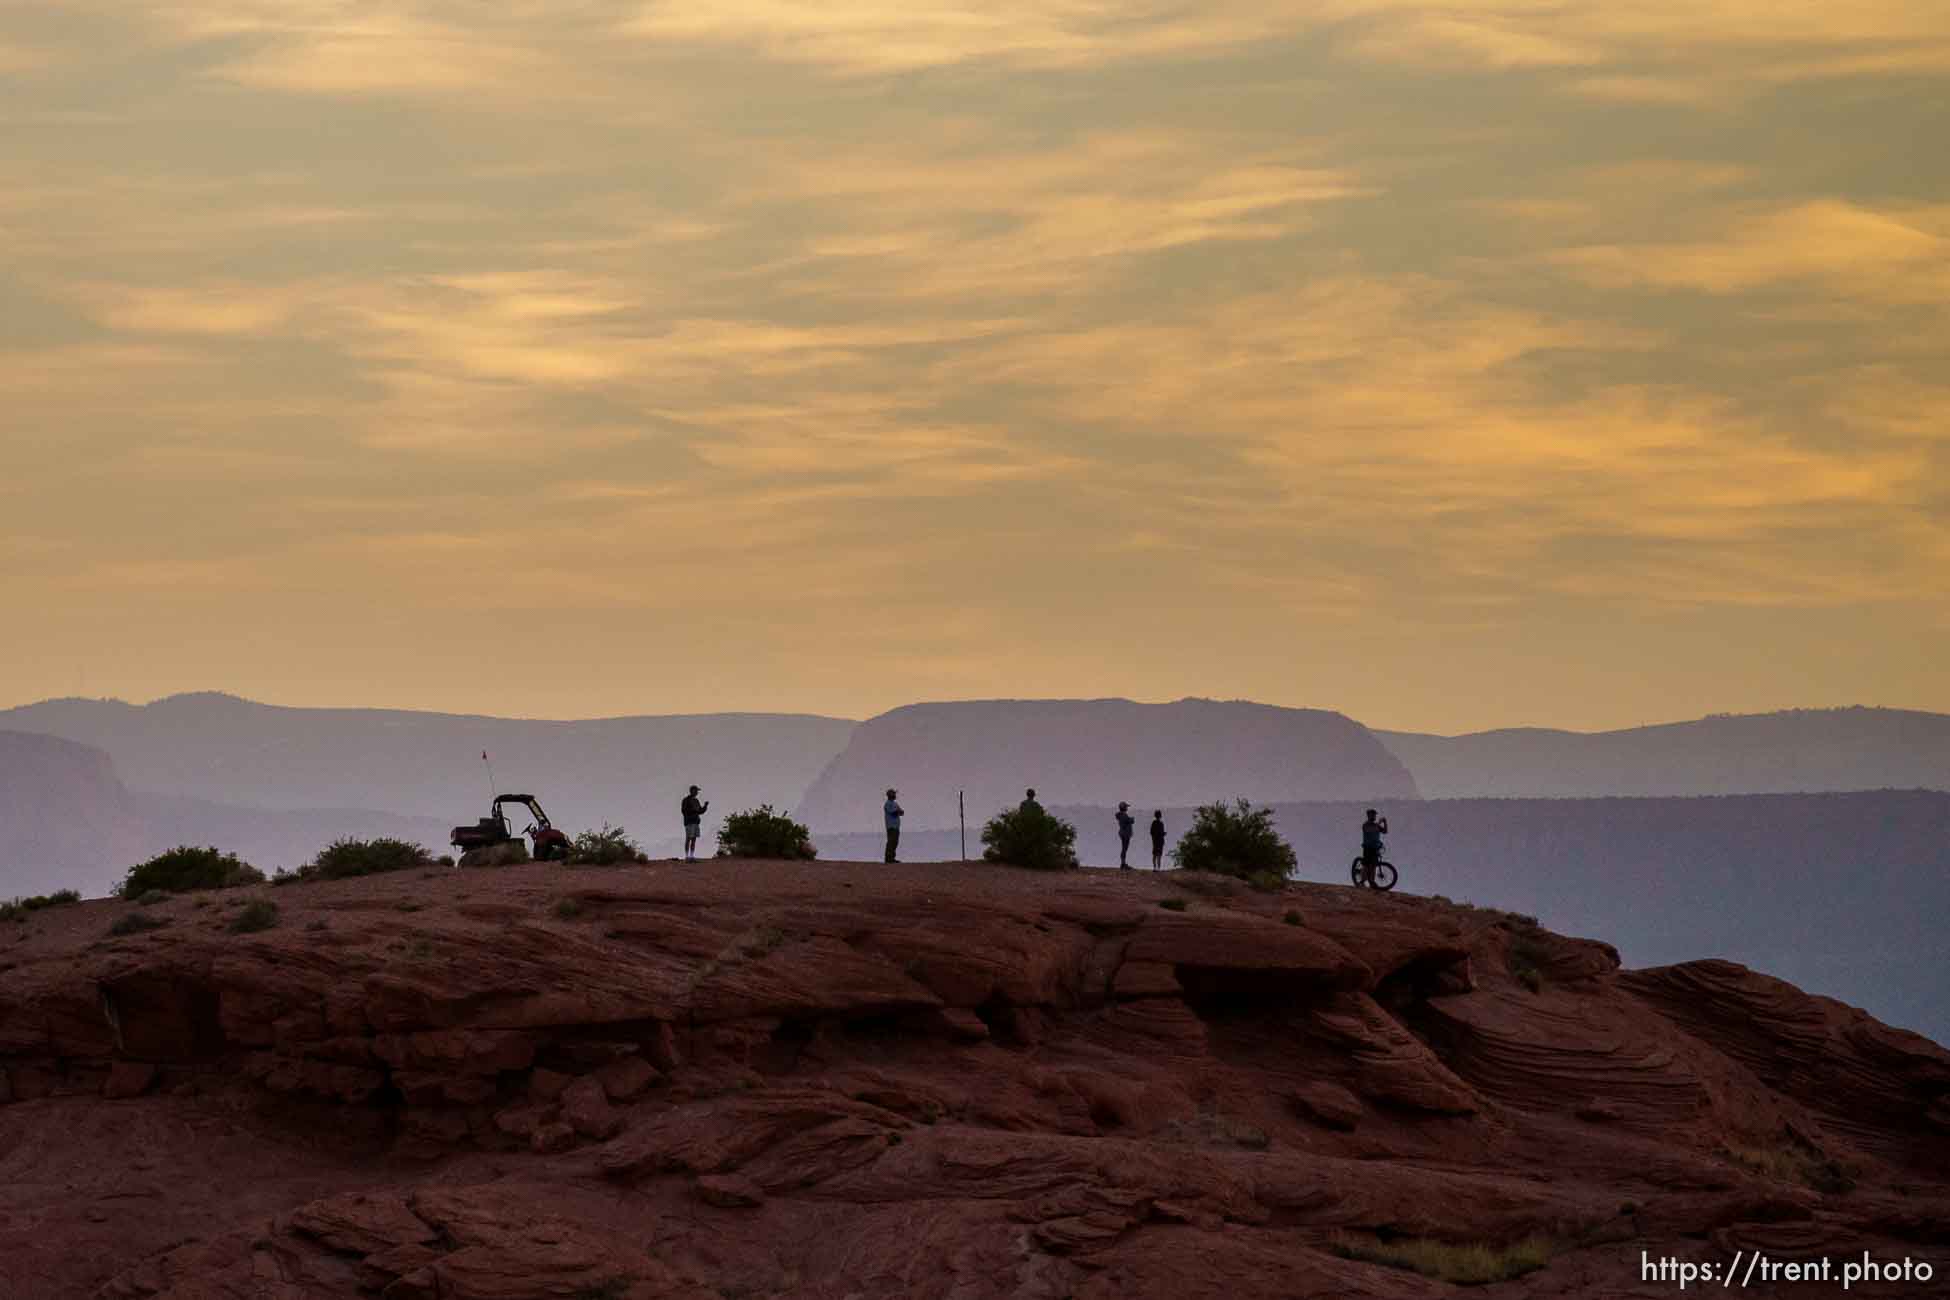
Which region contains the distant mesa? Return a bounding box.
[1379,706,1950,798]
[793,697,1419,832]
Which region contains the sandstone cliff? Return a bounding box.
[1,860,1944,1298]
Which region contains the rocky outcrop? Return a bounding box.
[0,860,1944,1298]
[793,697,1418,831]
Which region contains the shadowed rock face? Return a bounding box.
[2,862,1945,1299]
[794,697,1419,832]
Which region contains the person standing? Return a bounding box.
[1115,802,1135,869]
[1020,788,1043,816]
[884,788,904,864]
[1149,810,1166,870]
[681,785,709,862]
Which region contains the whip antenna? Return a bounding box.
[482,750,497,800]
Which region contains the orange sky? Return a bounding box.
[3,2,1946,732]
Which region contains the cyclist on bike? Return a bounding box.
[1360,809,1388,876]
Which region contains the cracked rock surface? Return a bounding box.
[2,859,1946,1298]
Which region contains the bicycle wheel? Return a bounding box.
[1350,856,1368,887]
[1370,861,1398,892]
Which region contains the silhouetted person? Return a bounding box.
[1149,810,1166,869]
[884,787,904,863]
[1360,808,1388,872]
[1115,802,1135,869]
[1020,788,1042,816]
[681,785,709,862]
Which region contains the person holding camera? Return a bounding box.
[681,785,709,862]
[1360,808,1388,872]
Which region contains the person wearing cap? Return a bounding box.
[883,788,904,864]
[681,785,709,862]
[1149,810,1166,869]
[1114,802,1136,869]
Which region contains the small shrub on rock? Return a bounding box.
[1158,898,1187,912]
[136,889,171,906]
[716,805,817,860]
[569,823,642,866]
[301,837,434,882]
[981,804,1079,871]
[228,900,279,934]
[109,911,169,937]
[2,889,83,921]
[1171,800,1296,882]
[119,846,263,897]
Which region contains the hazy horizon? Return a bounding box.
[4,3,1946,734]
[5,686,1946,739]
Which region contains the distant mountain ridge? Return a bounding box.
[0,693,856,848]
[794,697,1418,832]
[0,729,452,896]
[1378,706,1950,798]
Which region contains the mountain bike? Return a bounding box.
[1350,854,1398,891]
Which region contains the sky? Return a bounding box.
[2,2,1947,733]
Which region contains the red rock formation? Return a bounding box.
[1,860,1944,1298]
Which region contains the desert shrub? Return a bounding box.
[716,805,817,860]
[136,889,171,906]
[569,823,642,865]
[436,854,455,867]
[1507,932,1551,993]
[109,911,169,937]
[1722,1139,1856,1194]
[552,897,584,921]
[1283,909,1303,926]
[1158,898,1187,912]
[1247,869,1288,893]
[2,889,83,921]
[1172,800,1296,881]
[1329,1233,1554,1285]
[228,900,279,934]
[119,846,263,897]
[302,837,434,882]
[980,804,1079,871]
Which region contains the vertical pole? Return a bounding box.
[959,790,966,861]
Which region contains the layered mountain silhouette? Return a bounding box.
[794,698,1418,832]
[1379,706,1950,797]
[0,693,854,860]
[0,729,452,897]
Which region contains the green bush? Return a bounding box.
[1,889,83,922]
[1171,800,1297,881]
[1158,898,1188,912]
[299,837,434,882]
[568,823,642,865]
[1507,931,1551,993]
[716,805,817,860]
[980,804,1079,871]
[109,911,169,937]
[228,900,279,934]
[119,846,263,897]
